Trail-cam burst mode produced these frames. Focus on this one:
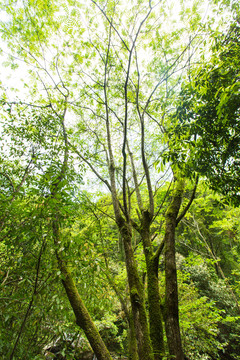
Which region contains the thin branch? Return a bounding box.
[1,100,51,109]
[1,157,34,230]
[140,112,154,218]
[101,26,123,222]
[81,192,115,222]
[122,4,154,220]
[68,140,112,192]
[153,178,173,222]
[1,270,9,286]
[90,0,130,51]
[50,100,69,196]
[127,142,143,210]
[14,158,33,197]
[0,173,15,192]
[142,34,198,118]
[176,176,199,226]
[153,237,165,266]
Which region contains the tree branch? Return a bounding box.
[68,140,112,192]
[176,176,199,226]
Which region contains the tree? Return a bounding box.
[0,0,234,359]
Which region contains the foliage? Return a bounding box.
[179,272,224,360]
[175,185,240,359]
[0,0,239,359]
[168,18,240,203]
[179,254,240,360]
[176,184,240,287]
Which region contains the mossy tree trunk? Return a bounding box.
[140,210,165,360]
[164,178,185,360]
[118,219,154,360]
[128,312,139,360]
[52,221,113,360]
[48,104,113,360]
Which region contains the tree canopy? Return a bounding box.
[0,1,240,360]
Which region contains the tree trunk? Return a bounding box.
[128,312,139,360]
[119,220,154,360]
[141,211,165,360]
[52,221,113,360]
[104,262,138,359]
[164,178,185,360]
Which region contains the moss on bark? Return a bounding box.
[52,221,112,360]
[164,178,185,360]
[59,260,113,360]
[128,312,139,360]
[140,211,165,360]
[120,221,154,360]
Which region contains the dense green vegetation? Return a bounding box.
[0,0,239,359]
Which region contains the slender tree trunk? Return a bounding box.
[164,179,185,360]
[52,221,113,360]
[119,220,154,360]
[103,261,138,359]
[141,211,164,360]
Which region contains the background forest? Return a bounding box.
[0,0,240,359]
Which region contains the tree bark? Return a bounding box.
[119,219,154,360]
[141,210,164,360]
[164,178,185,360]
[128,312,139,360]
